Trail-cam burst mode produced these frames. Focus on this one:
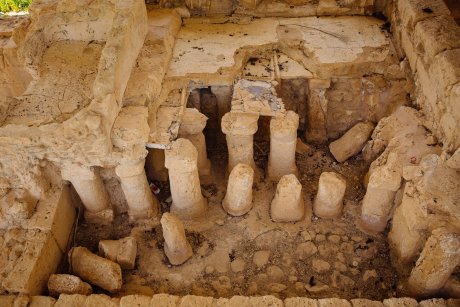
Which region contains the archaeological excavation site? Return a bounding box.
[0,0,460,306]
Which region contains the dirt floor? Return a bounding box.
[71,135,399,300]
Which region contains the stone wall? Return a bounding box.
[1,293,459,307]
[387,0,460,153]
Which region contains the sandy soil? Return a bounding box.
[72,137,398,300]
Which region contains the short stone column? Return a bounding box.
[145,148,169,181]
[313,172,347,218]
[179,108,212,181]
[222,163,254,216]
[61,164,113,224]
[161,213,193,265]
[267,111,299,181]
[221,112,259,173]
[165,138,207,218]
[115,159,159,220]
[270,174,305,222]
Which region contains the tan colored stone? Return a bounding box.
[161,213,193,266]
[222,163,254,216]
[351,299,384,307]
[318,298,351,307]
[69,247,122,293]
[397,0,450,30]
[267,111,299,181]
[313,172,346,218]
[270,174,305,222]
[48,274,92,297]
[382,298,418,307]
[29,296,56,307]
[120,295,151,307]
[165,138,207,218]
[99,237,138,270]
[285,297,318,307]
[150,293,180,307]
[329,122,375,163]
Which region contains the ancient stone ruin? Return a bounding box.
[0,0,459,306]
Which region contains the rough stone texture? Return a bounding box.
[270,174,305,222]
[47,274,92,297]
[69,247,122,293]
[99,237,138,270]
[329,122,375,163]
[161,213,193,266]
[222,163,254,216]
[313,172,347,218]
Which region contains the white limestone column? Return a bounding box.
[161,213,193,265]
[270,174,305,222]
[222,163,254,216]
[61,164,113,224]
[115,159,159,220]
[165,138,207,218]
[221,112,259,174]
[267,111,299,181]
[179,108,211,181]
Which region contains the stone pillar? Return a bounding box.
[179,108,211,181]
[145,148,169,181]
[165,138,207,218]
[61,164,113,224]
[267,111,299,181]
[270,174,305,222]
[408,229,460,296]
[221,112,259,174]
[115,159,159,220]
[222,163,254,216]
[313,172,347,218]
[161,213,193,265]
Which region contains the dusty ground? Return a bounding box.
[72,135,398,300]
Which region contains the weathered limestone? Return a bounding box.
[270,174,305,222]
[305,79,330,143]
[161,213,193,266]
[69,247,122,293]
[408,229,460,296]
[165,138,207,218]
[222,163,254,216]
[47,274,92,297]
[178,108,211,181]
[115,160,159,220]
[361,153,402,233]
[221,112,259,173]
[267,111,299,181]
[313,172,347,218]
[61,164,113,225]
[146,148,169,181]
[329,122,375,163]
[98,237,138,270]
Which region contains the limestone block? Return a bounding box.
[351,299,384,307]
[178,295,215,307]
[318,298,352,307]
[222,163,254,216]
[2,231,62,295]
[48,274,92,297]
[99,237,137,270]
[120,295,151,307]
[27,185,76,253]
[397,0,450,31]
[285,297,318,307]
[429,49,460,99]
[29,296,56,307]
[165,138,207,218]
[270,174,305,222]
[360,188,396,233]
[54,294,86,307]
[84,294,119,307]
[446,146,460,170]
[313,172,346,218]
[388,206,425,267]
[382,298,418,307]
[161,213,193,265]
[151,293,180,306]
[419,299,447,307]
[0,295,15,306]
[413,15,460,65]
[69,247,122,293]
[408,229,460,295]
[111,106,150,149]
[329,122,375,163]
